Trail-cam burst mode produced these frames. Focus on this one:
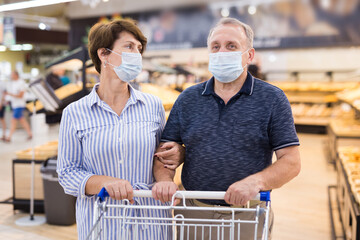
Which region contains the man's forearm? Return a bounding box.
[250,146,301,191]
[153,158,176,182]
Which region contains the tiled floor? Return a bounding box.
[0,123,342,239]
[0,225,51,240]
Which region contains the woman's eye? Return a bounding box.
[212,45,219,50]
[126,45,132,49]
[228,44,236,49]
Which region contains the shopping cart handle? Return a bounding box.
[97,188,153,201]
[97,188,270,202]
[173,191,270,201]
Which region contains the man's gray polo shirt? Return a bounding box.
[161,73,299,205]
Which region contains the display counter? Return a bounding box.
[336,146,360,240]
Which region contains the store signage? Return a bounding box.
[1,17,15,47]
[69,2,360,50]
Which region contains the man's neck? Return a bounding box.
[213,72,247,104]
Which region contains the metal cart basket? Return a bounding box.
[87,188,271,240]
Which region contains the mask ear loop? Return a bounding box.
[103,60,108,68]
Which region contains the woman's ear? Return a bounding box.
[97,48,107,61]
[97,48,109,68]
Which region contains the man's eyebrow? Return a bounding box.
[225,41,239,45]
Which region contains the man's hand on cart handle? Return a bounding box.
[224,176,262,206]
[154,142,185,170]
[152,181,180,206]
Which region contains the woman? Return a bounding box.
[57,19,171,239]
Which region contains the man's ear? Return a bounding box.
[248,48,255,64]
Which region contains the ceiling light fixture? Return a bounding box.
[220,7,230,17]
[0,0,77,13]
[320,0,331,9]
[38,22,47,30]
[22,44,34,51]
[248,5,257,15]
[10,45,23,51]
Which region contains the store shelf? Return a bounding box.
[10,141,58,213]
[269,81,360,133]
[139,83,180,111]
[294,116,330,126]
[26,83,83,113]
[271,81,359,92]
[327,119,360,165]
[329,119,360,138]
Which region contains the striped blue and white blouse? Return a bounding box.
[57,84,171,239]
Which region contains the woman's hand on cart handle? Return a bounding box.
[102,179,134,204]
[152,181,180,206]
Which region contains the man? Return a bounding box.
[4,71,32,142]
[152,17,301,239]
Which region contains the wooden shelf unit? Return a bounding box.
[336,150,360,240]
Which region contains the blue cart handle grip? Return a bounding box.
[98,188,109,202]
[259,191,271,202]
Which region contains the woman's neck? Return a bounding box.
[97,74,130,107]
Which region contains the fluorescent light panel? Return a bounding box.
[10,44,22,51]
[0,0,78,12]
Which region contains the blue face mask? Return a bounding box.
[106,49,142,82]
[208,49,250,83]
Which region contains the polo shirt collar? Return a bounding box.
[88,83,146,107]
[202,72,255,96]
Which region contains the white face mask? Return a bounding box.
[208,49,250,83]
[106,48,142,82]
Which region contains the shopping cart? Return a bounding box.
[86,188,271,240]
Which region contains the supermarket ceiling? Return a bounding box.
[1,0,359,49]
[1,0,230,30]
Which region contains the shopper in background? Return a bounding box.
[153,17,301,239]
[53,68,71,86]
[248,63,266,80]
[45,71,63,90]
[4,71,32,142]
[0,84,7,140]
[57,19,179,240]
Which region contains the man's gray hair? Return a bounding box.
[207,18,254,48]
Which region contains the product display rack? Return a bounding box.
[11,159,46,213]
[327,118,360,165]
[26,46,91,123]
[335,149,360,240]
[45,45,90,96]
[272,81,358,134]
[328,86,360,164]
[329,87,360,239]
